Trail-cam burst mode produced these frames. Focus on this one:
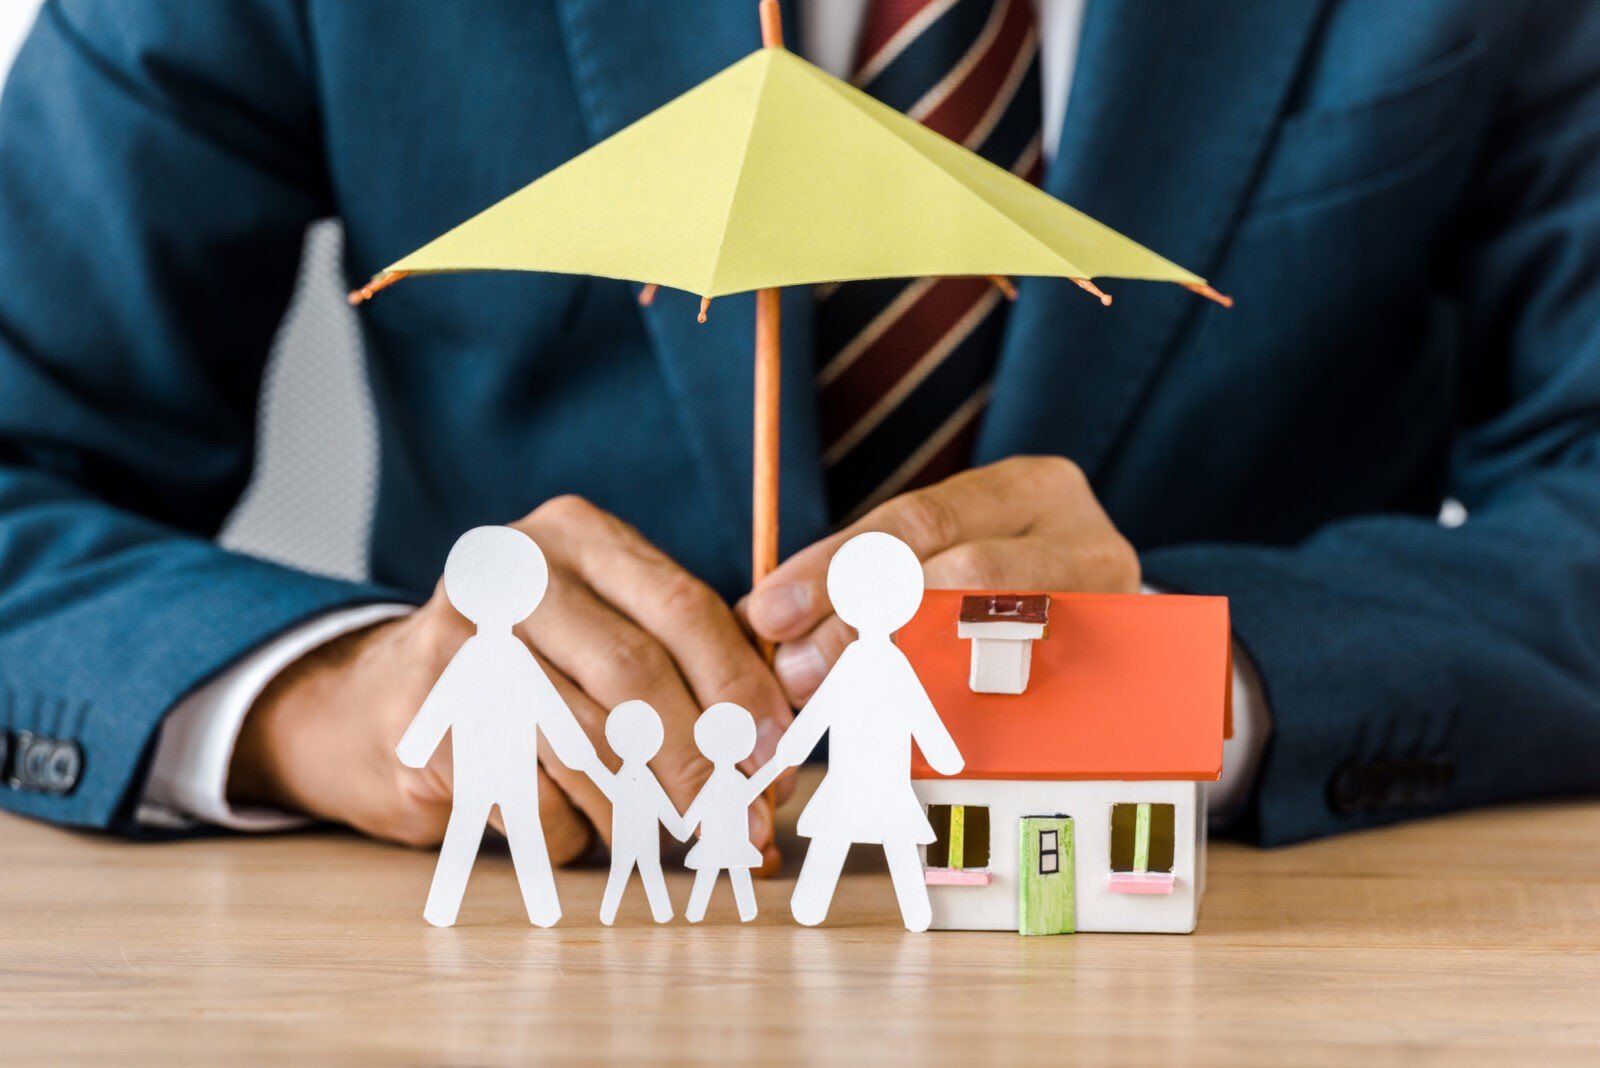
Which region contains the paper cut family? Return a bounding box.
[398,526,955,931]
[398,524,1231,936]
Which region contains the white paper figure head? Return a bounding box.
[443,525,549,629]
[695,702,757,765]
[826,531,924,638]
[605,700,665,763]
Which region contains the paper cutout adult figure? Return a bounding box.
[682,702,786,923]
[396,526,602,928]
[761,532,965,932]
[590,700,690,925]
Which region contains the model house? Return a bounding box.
[901,591,1232,935]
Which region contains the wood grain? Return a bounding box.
[2,779,1598,1066]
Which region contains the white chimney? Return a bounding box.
[957,594,1050,695]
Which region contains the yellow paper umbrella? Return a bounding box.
[351,0,1228,595]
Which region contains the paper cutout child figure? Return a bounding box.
[396,525,602,929]
[681,702,786,923]
[589,700,690,925]
[759,531,965,932]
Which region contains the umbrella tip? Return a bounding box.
[638,283,659,308]
[759,0,784,48]
[698,296,712,324]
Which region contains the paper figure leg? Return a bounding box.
[791,836,850,927]
[599,849,636,927]
[423,795,494,928]
[500,791,561,928]
[637,853,674,924]
[686,869,718,923]
[730,867,757,923]
[884,839,933,933]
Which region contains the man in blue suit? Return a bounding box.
[0,0,1596,857]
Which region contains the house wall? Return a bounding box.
[912,779,1203,934]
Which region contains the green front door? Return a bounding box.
[1018,816,1075,936]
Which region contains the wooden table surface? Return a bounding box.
[4,783,1599,1066]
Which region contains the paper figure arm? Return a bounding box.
[901,656,964,776]
[526,657,602,774]
[587,764,619,804]
[741,760,785,805]
[651,777,691,842]
[396,654,468,768]
[680,790,706,838]
[771,655,844,768]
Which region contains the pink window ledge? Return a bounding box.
[1107,872,1176,895]
[924,868,993,886]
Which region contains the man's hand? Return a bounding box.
[229,496,796,864]
[743,457,1140,704]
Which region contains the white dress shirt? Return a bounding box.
[141,0,1268,830]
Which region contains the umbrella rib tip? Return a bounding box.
[1185,282,1234,308]
[698,296,712,323]
[348,270,410,307]
[1072,277,1113,307]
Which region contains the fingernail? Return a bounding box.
[773,641,827,698]
[753,583,812,635]
[748,799,773,848]
[751,716,785,767]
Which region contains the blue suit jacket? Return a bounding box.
[1,0,1597,844]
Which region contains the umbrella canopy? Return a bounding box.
[359,46,1215,301]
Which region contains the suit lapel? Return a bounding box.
[979,0,1328,479]
[553,0,828,577]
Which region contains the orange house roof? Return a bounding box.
[904,591,1232,782]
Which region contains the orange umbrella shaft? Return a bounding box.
[760,0,784,48]
[754,2,784,592]
[753,288,782,591]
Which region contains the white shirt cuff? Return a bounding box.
[138,603,413,831]
[1210,640,1270,823]
[1140,584,1271,823]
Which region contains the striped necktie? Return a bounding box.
[816,0,1045,524]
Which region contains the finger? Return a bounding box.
[550,500,793,770]
[770,529,1133,702]
[551,502,792,734]
[746,457,1075,642]
[772,613,855,705]
[524,498,792,844]
[519,563,713,814]
[538,768,595,864]
[526,651,614,835]
[412,709,606,857]
[484,767,593,865]
[922,535,1094,591]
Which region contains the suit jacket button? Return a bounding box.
[1329,762,1368,815]
[16,731,51,789]
[43,740,82,794]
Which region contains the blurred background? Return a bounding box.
[0,0,378,581]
